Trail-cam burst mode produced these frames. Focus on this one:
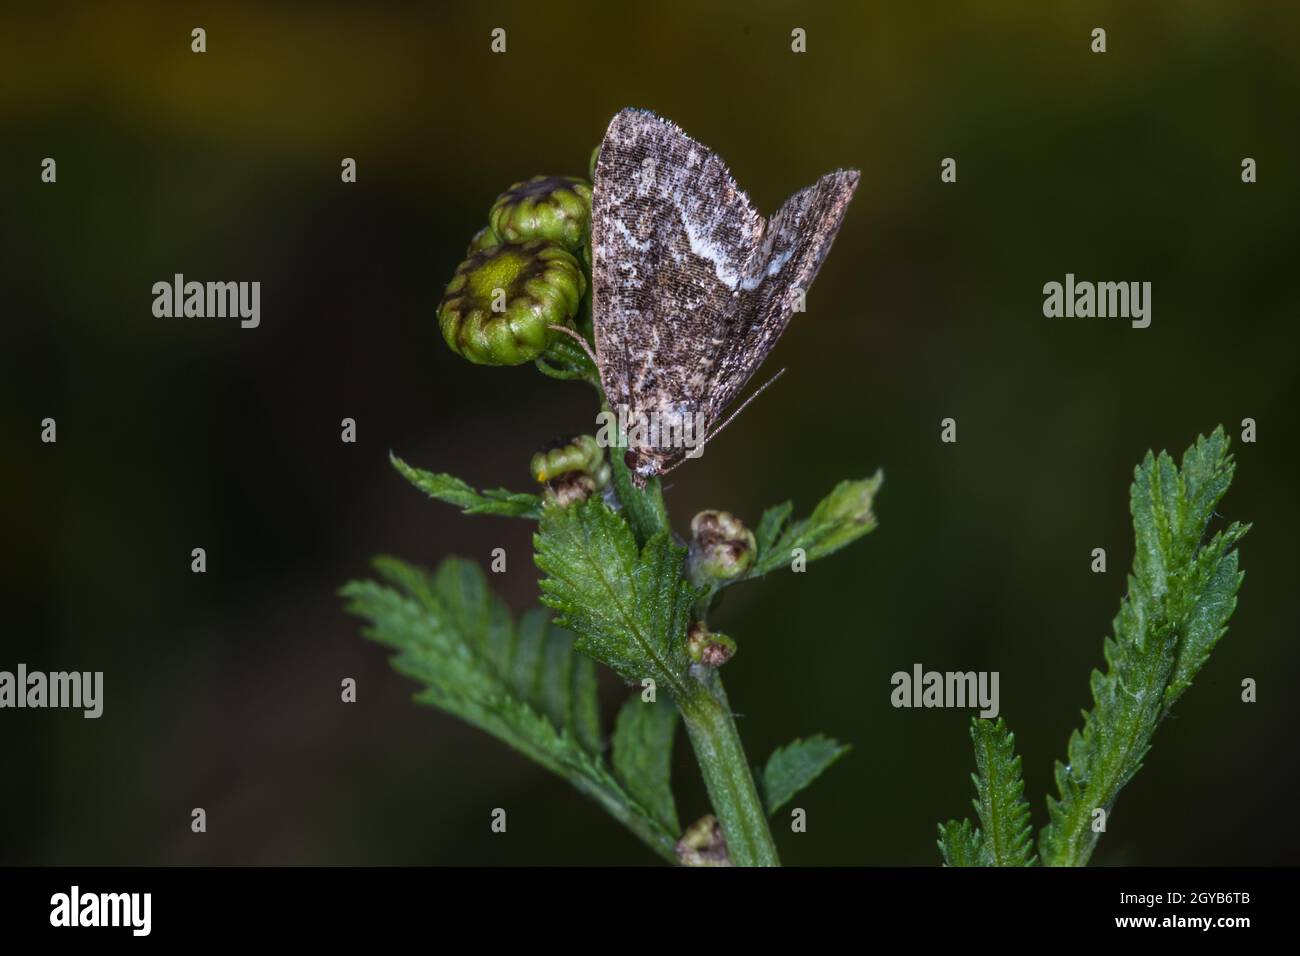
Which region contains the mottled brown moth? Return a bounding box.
[586,108,859,486]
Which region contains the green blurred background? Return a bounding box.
[2,1,1297,865]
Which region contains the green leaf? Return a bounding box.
[1159,431,1249,712]
[937,818,984,867]
[1038,427,1248,867]
[391,452,541,518]
[534,496,698,698]
[340,555,677,862]
[754,500,793,556]
[611,695,680,834]
[749,472,883,578]
[757,735,851,815]
[940,718,1035,866]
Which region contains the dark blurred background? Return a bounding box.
[2,2,1297,865]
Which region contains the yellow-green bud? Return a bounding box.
[530,435,610,507]
[438,240,585,366]
[530,434,603,483]
[466,225,501,256]
[489,175,592,253]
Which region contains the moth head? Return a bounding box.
[624,449,661,489]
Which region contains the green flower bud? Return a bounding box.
[688,510,757,584]
[530,435,610,507]
[466,225,501,256]
[530,434,603,483]
[438,240,586,366]
[489,175,592,252]
[685,622,737,668]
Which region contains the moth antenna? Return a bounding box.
[660,368,787,476]
[706,367,786,443]
[547,324,600,368]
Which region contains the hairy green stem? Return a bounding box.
[677,670,780,866]
[605,407,669,544]
[603,420,775,866]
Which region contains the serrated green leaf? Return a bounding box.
[757,735,850,815]
[937,818,984,867]
[341,555,677,861]
[534,496,698,698]
[969,718,1035,866]
[391,452,541,518]
[1161,431,1250,712]
[611,694,680,834]
[754,500,793,556]
[1038,427,1248,867]
[749,473,883,578]
[935,718,1035,867]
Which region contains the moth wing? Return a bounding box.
[590,108,765,426]
[705,169,860,420]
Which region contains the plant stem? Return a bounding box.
[605,408,669,544]
[601,399,774,865]
[677,669,781,867]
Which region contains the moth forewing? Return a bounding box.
[590,108,859,483]
[706,169,860,418]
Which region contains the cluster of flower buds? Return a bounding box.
[529,434,610,507]
[438,175,593,366]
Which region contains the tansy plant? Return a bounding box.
[938,426,1249,866]
[340,154,1249,867]
[340,156,879,867]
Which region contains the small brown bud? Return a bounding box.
[685,621,736,668]
[675,814,731,867]
[688,510,757,584]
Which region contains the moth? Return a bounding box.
[568,108,859,487]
